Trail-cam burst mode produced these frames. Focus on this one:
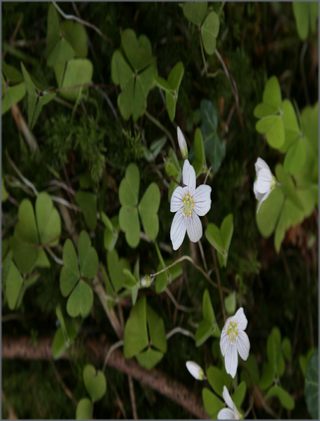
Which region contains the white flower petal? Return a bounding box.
[186,212,203,243]
[170,210,187,250]
[218,408,237,420]
[254,168,273,194]
[220,330,229,357]
[177,126,188,159]
[170,186,186,213]
[224,343,238,378]
[256,191,271,212]
[194,185,212,216]
[237,330,250,361]
[233,307,248,330]
[185,361,205,380]
[182,159,196,193]
[255,157,271,173]
[253,183,266,203]
[222,386,236,410]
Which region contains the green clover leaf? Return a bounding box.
[205,214,234,267]
[83,364,107,403]
[60,231,98,318]
[195,289,220,347]
[201,11,220,55]
[156,62,184,121]
[21,64,56,129]
[12,192,61,273]
[119,163,161,248]
[124,296,167,369]
[111,29,156,121]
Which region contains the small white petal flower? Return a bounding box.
[140,275,153,287]
[253,157,276,212]
[185,361,205,380]
[217,386,241,420]
[170,160,211,250]
[177,126,188,159]
[220,307,250,378]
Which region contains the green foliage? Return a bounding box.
[200,100,226,173]
[3,255,23,309]
[305,351,318,419]
[206,365,231,396]
[182,2,220,55]
[267,327,285,379]
[201,11,220,55]
[111,28,156,120]
[195,289,220,346]
[51,306,79,359]
[119,163,160,247]
[181,2,208,26]
[255,77,284,149]
[60,231,98,318]
[83,364,107,402]
[265,385,295,411]
[75,191,97,231]
[232,381,247,409]
[205,214,233,267]
[124,296,167,369]
[12,192,61,273]
[156,62,184,121]
[155,259,182,293]
[258,327,295,411]
[105,248,130,293]
[101,212,118,251]
[2,81,26,114]
[76,398,93,420]
[292,2,318,40]
[46,4,93,100]
[255,77,318,252]
[60,59,93,101]
[21,63,55,129]
[2,3,317,419]
[202,388,224,419]
[193,128,206,176]
[224,291,236,315]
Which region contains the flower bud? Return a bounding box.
[140,275,153,287]
[186,361,205,380]
[177,126,188,160]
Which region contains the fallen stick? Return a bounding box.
[3,336,208,419]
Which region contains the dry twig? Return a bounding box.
[3,336,208,419]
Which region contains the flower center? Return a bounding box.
[270,176,276,190]
[227,321,238,343]
[182,193,194,217]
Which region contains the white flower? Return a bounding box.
[217,386,241,419]
[170,160,211,250]
[140,275,153,287]
[253,157,276,211]
[177,126,188,159]
[220,307,250,378]
[185,361,205,380]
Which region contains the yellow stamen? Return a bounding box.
[227,321,238,343]
[182,193,195,217]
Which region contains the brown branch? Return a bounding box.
[11,104,38,152]
[3,336,207,419]
[128,375,138,420]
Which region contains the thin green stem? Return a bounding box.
[211,248,226,321]
[102,340,124,371]
[151,255,230,293]
[52,1,111,44]
[198,240,208,272]
[145,111,175,148]
[166,327,194,340]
